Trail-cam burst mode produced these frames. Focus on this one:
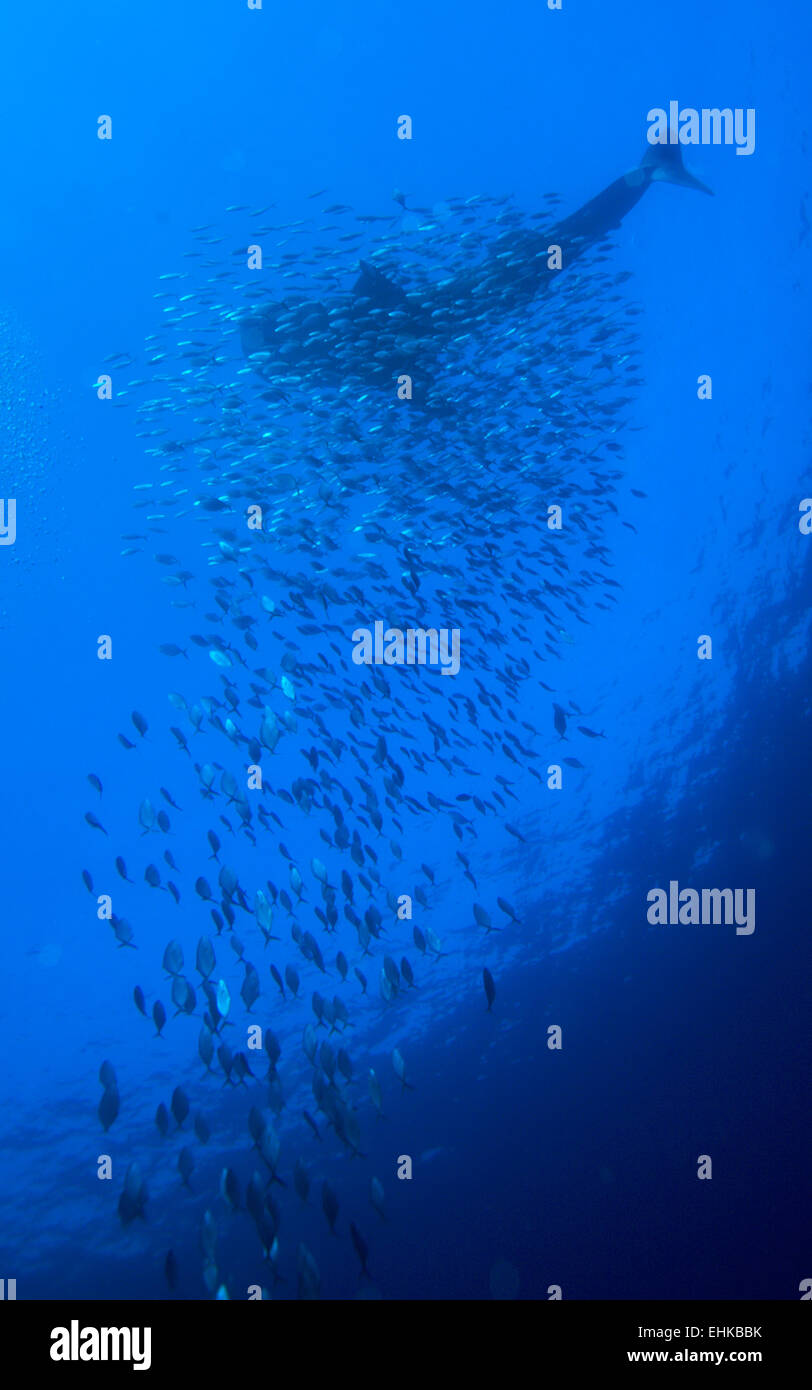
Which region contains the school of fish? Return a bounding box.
[82,181,644,1298]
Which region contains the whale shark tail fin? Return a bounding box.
[640,139,713,195]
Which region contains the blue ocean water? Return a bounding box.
[0,0,809,1302]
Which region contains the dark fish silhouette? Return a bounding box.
[98,1085,120,1132]
[321,1180,339,1235]
[350,1221,370,1276]
[483,967,496,1012]
[171,1086,190,1128]
[552,703,569,738]
[240,142,710,408]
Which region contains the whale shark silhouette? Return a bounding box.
[240,141,712,403]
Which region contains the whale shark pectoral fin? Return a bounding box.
[640,140,714,195]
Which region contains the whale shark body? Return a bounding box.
[239,142,711,408]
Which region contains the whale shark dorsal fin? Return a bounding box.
[353,259,406,305]
[640,139,713,195]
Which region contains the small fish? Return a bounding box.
[163,940,184,977]
[113,918,136,949]
[370,1176,386,1220]
[220,1167,240,1211]
[473,903,497,932]
[392,1048,414,1091]
[241,963,260,1012]
[84,811,108,836]
[98,1085,120,1132]
[119,1163,147,1225]
[483,967,496,1011]
[264,1030,281,1071]
[196,936,216,980]
[171,1086,190,1128]
[171,727,190,755]
[350,1221,370,1276]
[295,1109,320,1151]
[425,927,446,958]
[216,978,231,1018]
[321,1180,339,1234]
[172,976,196,1016]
